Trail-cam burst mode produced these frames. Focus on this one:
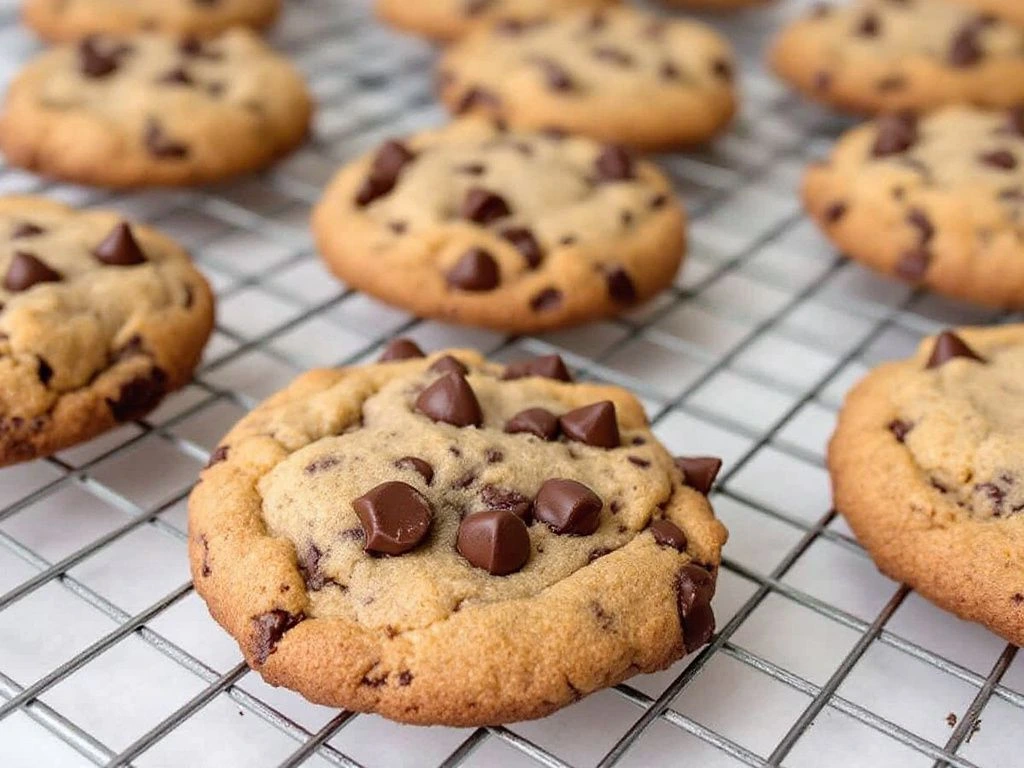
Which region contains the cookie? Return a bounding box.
[948,0,1024,27]
[23,0,281,43]
[312,119,686,333]
[769,0,1024,115]
[0,30,312,188]
[0,197,214,466]
[377,0,621,42]
[658,0,772,9]
[804,106,1024,308]
[830,326,1024,646]
[438,8,737,149]
[189,346,727,725]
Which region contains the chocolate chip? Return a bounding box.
[503,354,573,382]
[480,484,532,521]
[595,145,635,181]
[872,112,918,157]
[398,670,414,685]
[813,71,832,91]
[505,408,560,441]
[486,448,503,463]
[35,356,53,385]
[461,187,511,225]
[158,66,194,86]
[906,208,934,244]
[446,248,500,292]
[415,372,483,427]
[297,543,328,590]
[356,140,415,207]
[464,0,495,15]
[588,547,612,563]
[650,194,668,210]
[94,222,146,266]
[252,609,304,664]
[530,56,574,91]
[530,288,563,312]
[3,252,62,292]
[660,60,682,81]
[394,456,434,485]
[605,268,638,304]
[948,25,983,67]
[11,222,44,239]
[979,149,1017,170]
[429,355,469,376]
[650,519,688,551]
[456,162,486,176]
[106,368,168,421]
[500,227,543,269]
[352,481,433,555]
[675,456,722,495]
[628,456,650,468]
[457,510,530,575]
[712,59,733,81]
[824,201,847,223]
[926,331,986,369]
[180,37,220,59]
[144,119,188,159]
[560,401,619,449]
[592,45,633,67]
[206,445,229,468]
[78,36,124,78]
[676,564,716,653]
[888,419,912,442]
[877,74,906,92]
[533,479,602,535]
[304,456,341,474]
[379,338,425,362]
[896,248,930,281]
[856,12,880,37]
[455,87,502,114]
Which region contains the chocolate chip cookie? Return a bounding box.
[377,0,621,42]
[804,106,1024,308]
[0,197,214,466]
[438,8,737,149]
[830,327,1024,646]
[659,0,772,9]
[0,30,312,188]
[189,347,728,725]
[770,0,1024,115]
[312,119,686,333]
[23,0,281,43]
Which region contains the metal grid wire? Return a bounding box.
[0,0,1021,766]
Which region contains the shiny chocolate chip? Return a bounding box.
[94,222,146,266]
[505,408,560,441]
[379,338,425,362]
[925,331,986,369]
[461,187,512,225]
[650,519,688,551]
[457,510,531,576]
[415,372,483,427]
[676,564,716,653]
[446,248,500,292]
[595,145,635,181]
[352,481,433,555]
[533,478,602,535]
[3,252,62,292]
[675,456,723,495]
[394,456,434,485]
[503,354,573,382]
[560,401,620,449]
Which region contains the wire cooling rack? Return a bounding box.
[0,0,1022,766]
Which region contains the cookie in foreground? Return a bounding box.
[189,345,727,725]
[312,119,686,333]
[829,326,1024,645]
[804,106,1024,308]
[0,30,312,188]
[0,197,214,466]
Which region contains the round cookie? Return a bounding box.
[438,8,737,149]
[189,345,728,725]
[312,119,686,333]
[0,197,214,466]
[804,106,1024,309]
[830,326,1024,646]
[769,0,1024,115]
[0,30,312,188]
[377,0,621,42]
[23,0,281,43]
[948,0,1024,27]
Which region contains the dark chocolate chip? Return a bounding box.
[925,331,986,369]
[948,25,983,67]
[605,267,638,304]
[824,201,847,223]
[446,248,500,292]
[906,208,934,244]
[595,145,635,181]
[530,56,575,91]
[379,338,425,362]
[500,227,543,269]
[505,408,560,441]
[533,478,602,535]
[480,484,532,521]
[455,87,502,114]
[660,60,682,81]
[206,445,229,468]
[304,456,341,474]
[78,36,125,78]
[297,543,327,591]
[979,149,1018,170]
[592,45,634,67]
[355,140,415,207]
[461,187,512,225]
[675,456,722,495]
[856,12,880,37]
[628,456,650,468]
[106,368,168,421]
[352,481,433,556]
[3,252,62,292]
[650,519,688,551]
[36,356,53,385]
[144,119,189,159]
[503,354,573,382]
[877,74,906,92]
[180,37,221,59]
[94,222,146,266]
[456,162,486,176]
[429,355,469,376]
[888,419,912,442]
[158,66,194,86]
[464,0,496,16]
[872,112,918,157]
[676,564,716,653]
[485,448,503,463]
[395,456,434,485]
[896,248,930,281]
[712,58,733,81]
[530,288,563,312]
[415,372,483,427]
[457,510,530,576]
[11,222,44,239]
[252,609,304,664]
[560,401,620,449]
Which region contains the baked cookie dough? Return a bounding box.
[0,197,214,466]
[312,120,686,333]
[830,326,1024,646]
[804,106,1024,308]
[189,347,727,725]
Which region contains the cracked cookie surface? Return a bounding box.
[312,119,685,333]
[804,106,1024,308]
[23,0,281,42]
[830,326,1024,645]
[189,346,727,725]
[770,0,1024,115]
[0,196,214,466]
[376,0,620,42]
[438,7,736,149]
[0,29,312,188]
